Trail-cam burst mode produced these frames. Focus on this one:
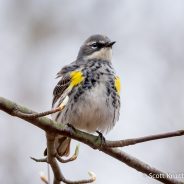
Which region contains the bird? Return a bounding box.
[51,34,121,157]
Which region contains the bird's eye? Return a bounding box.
[91,43,98,49]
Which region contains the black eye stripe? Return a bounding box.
[90,42,105,48]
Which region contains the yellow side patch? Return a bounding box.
[115,76,121,95]
[70,71,84,87]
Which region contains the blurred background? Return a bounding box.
[0,0,184,183]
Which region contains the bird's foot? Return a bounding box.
[96,130,106,147]
[66,123,77,133]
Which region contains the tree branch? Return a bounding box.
[46,132,96,184]
[105,130,184,147]
[0,96,184,184]
[15,107,62,119]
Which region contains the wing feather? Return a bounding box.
[52,63,79,107]
[52,75,71,106]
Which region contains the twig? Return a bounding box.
[46,133,96,184]
[30,157,47,162]
[13,95,69,119]
[15,107,62,118]
[40,171,49,184]
[102,147,183,184]
[47,163,50,184]
[105,130,184,147]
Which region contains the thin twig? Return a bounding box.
[102,147,183,184]
[30,157,47,162]
[46,133,62,184]
[40,171,49,184]
[61,172,96,184]
[14,107,62,119]
[105,130,184,147]
[46,133,96,184]
[47,163,50,184]
[12,96,69,119]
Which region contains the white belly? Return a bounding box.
[54,83,116,133]
[71,84,115,133]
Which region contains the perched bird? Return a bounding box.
[51,34,121,157]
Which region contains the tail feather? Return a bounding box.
[56,136,71,157]
[44,136,71,157]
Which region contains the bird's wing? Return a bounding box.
[56,62,79,78]
[52,75,71,106]
[52,63,79,107]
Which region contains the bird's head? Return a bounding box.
[77,34,115,62]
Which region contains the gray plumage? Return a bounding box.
[51,34,120,156]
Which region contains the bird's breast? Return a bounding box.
[66,82,117,133]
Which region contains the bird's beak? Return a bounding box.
[106,41,116,47]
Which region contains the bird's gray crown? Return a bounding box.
[84,34,111,45]
[77,34,115,61]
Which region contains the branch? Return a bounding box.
[0,96,184,184]
[12,96,69,119]
[16,107,62,118]
[105,130,184,147]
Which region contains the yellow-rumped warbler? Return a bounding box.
[51,34,120,156]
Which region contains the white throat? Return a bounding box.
[85,48,112,61]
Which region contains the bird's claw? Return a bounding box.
[66,123,77,132]
[96,130,106,147]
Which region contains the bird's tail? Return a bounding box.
[44,136,71,157]
[56,136,71,157]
